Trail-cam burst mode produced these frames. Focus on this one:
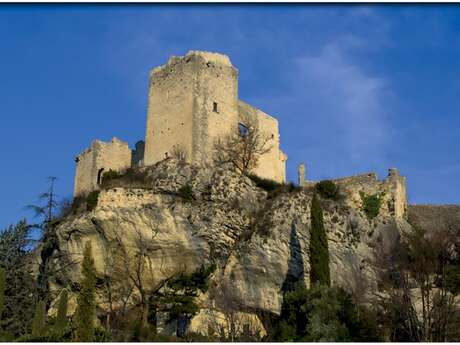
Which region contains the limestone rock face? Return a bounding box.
[41,158,411,332]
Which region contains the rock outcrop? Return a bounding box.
[38,158,414,334]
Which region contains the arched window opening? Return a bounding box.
[97,168,105,185]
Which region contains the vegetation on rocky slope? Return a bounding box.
[1,161,460,342]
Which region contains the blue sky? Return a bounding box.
[1,4,460,229]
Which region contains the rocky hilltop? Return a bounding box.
[37,158,430,335]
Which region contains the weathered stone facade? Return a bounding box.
[143,51,287,181]
[73,51,287,196]
[73,137,131,196]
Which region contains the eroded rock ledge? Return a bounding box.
[39,158,414,334]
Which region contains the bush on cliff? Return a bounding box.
[248,174,301,199]
[178,184,195,202]
[100,167,150,189]
[360,192,384,220]
[86,190,100,211]
[315,180,338,199]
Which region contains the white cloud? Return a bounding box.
[296,41,389,161]
[252,36,396,180]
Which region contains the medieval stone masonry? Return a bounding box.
[73,50,407,220]
[74,51,288,196]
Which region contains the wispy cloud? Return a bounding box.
[252,35,396,181]
[296,41,390,162]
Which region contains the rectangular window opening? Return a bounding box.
[238,123,249,137]
[213,102,218,113]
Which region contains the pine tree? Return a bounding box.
[73,242,96,341]
[0,221,36,335]
[0,266,5,320]
[31,300,46,337]
[309,193,330,286]
[54,289,68,332]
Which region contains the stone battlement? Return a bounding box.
[151,50,234,75]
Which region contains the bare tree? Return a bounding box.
[213,115,272,175]
[99,239,135,331]
[205,279,262,341]
[103,216,181,330]
[170,145,188,165]
[374,225,460,341]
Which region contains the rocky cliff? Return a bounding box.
[38,158,415,335]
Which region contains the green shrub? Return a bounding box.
[0,330,15,342]
[273,284,382,341]
[360,192,383,220]
[127,319,157,341]
[101,167,150,189]
[446,265,460,296]
[54,289,69,332]
[178,184,195,202]
[0,266,4,319]
[184,331,210,341]
[94,327,112,342]
[315,180,338,199]
[101,169,121,184]
[248,174,301,199]
[248,174,283,192]
[86,191,100,211]
[31,300,46,338]
[16,327,72,342]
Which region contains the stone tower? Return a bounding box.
[73,50,288,197]
[144,51,239,167]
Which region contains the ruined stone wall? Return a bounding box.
[238,101,287,183]
[73,138,131,196]
[97,188,157,209]
[331,168,408,219]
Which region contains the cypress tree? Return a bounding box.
[31,300,46,337]
[73,242,96,341]
[309,193,330,286]
[0,266,5,320]
[55,289,68,332]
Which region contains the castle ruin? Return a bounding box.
[73,50,408,220]
[74,51,287,196]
